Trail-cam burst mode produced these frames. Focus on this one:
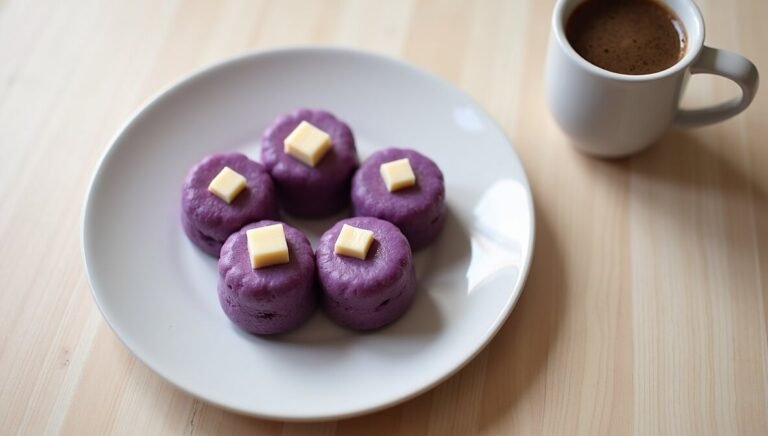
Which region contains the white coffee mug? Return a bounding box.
[545,0,759,158]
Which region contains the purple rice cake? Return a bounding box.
[261,108,358,218]
[181,152,279,257]
[316,217,417,331]
[218,221,317,335]
[351,148,445,251]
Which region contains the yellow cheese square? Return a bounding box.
[334,224,375,260]
[380,158,416,192]
[208,166,247,203]
[246,224,290,269]
[283,120,332,167]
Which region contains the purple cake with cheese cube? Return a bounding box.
[261,109,359,218]
[351,148,445,250]
[316,217,417,330]
[181,152,279,257]
[218,220,317,335]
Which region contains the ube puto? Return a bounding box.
[351,148,445,250]
[316,217,417,331]
[217,221,317,335]
[261,108,359,218]
[181,152,279,256]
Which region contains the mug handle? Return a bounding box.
[675,46,759,127]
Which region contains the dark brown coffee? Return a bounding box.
[566,0,686,75]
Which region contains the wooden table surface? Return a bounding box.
[2,0,766,434]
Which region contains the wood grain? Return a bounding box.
[1,0,766,434]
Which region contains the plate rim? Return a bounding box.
[81,45,536,421]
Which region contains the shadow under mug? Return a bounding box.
[545,0,759,158]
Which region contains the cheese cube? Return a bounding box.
[380,158,416,192]
[208,166,247,203]
[283,120,332,167]
[334,224,375,260]
[246,224,290,269]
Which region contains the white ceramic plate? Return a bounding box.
[82,47,534,421]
